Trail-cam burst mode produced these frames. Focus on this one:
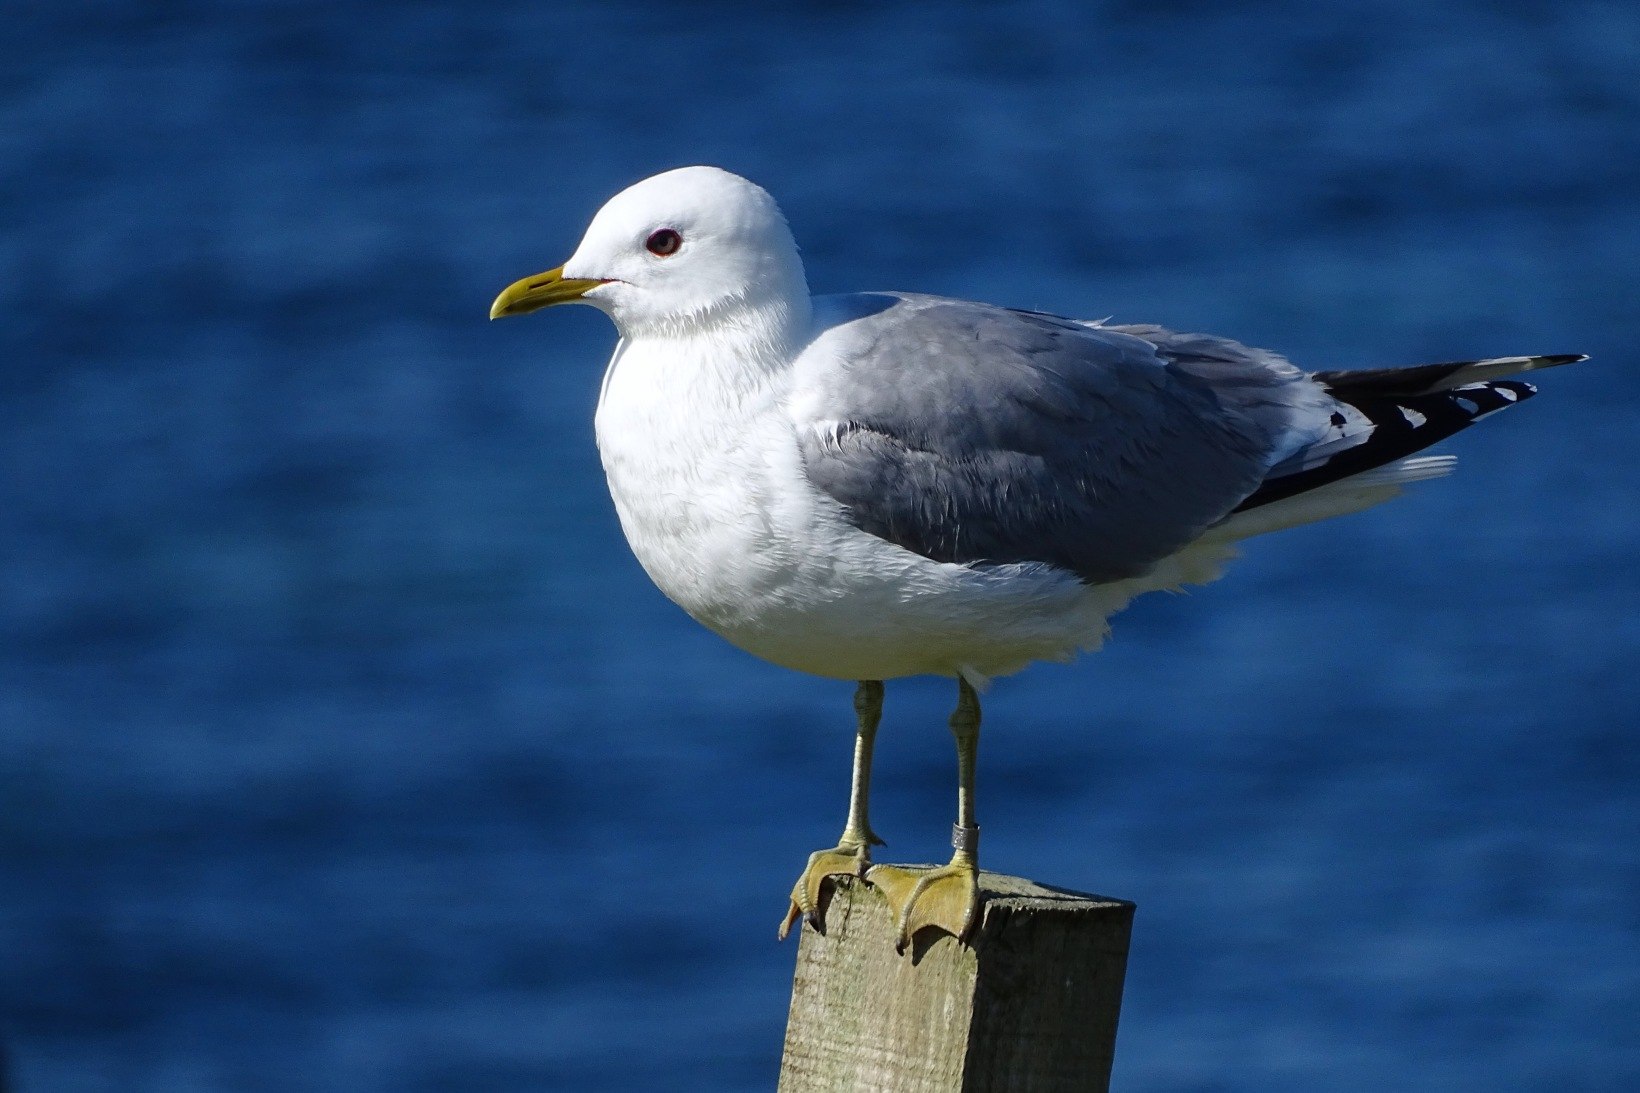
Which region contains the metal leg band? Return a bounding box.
[951,823,980,855]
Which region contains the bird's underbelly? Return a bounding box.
[596,420,1128,682]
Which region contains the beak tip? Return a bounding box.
[488,290,517,321]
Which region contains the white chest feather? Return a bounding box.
[593,335,815,636]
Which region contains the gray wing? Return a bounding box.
[793,294,1324,584]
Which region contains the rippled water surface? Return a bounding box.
[3,2,1637,1090]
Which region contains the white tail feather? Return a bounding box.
[1422,354,1583,391]
[1207,456,1457,543]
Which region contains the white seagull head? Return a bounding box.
[491,166,809,339]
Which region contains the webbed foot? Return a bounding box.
[778,832,884,940]
[867,854,980,952]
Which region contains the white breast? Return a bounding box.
[594,335,808,632]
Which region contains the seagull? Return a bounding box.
[490,166,1582,950]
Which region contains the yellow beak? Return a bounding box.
[489,265,606,319]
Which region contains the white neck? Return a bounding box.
[603,287,813,413]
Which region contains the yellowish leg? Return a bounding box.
[868,677,983,951]
[779,681,887,940]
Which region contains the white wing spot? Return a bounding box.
[1496,386,1519,402]
[812,419,851,449]
[1399,406,1428,428]
[1455,397,1480,414]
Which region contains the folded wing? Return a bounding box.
[793,296,1312,583]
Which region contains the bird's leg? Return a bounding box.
[868,677,983,951]
[779,680,887,940]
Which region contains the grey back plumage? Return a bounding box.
[794,294,1315,583]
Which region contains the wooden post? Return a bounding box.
[779,870,1134,1092]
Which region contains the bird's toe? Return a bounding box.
[867,860,981,952]
[778,843,875,940]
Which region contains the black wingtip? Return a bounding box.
[1235,377,1544,514]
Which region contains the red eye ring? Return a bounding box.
[645,228,682,256]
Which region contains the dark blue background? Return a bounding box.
[3,2,1637,1089]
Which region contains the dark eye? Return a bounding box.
[645,228,682,257]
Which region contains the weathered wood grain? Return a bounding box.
[779,870,1134,1092]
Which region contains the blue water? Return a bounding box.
[3,2,1637,1089]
